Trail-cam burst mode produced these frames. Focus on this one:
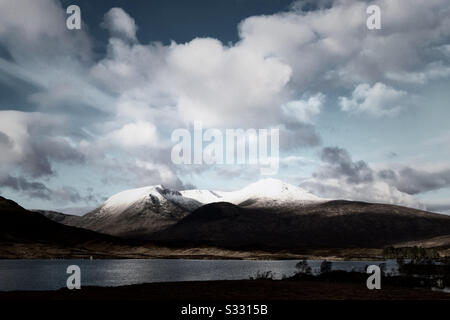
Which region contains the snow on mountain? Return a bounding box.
[101,186,160,216]
[181,178,325,209]
[180,189,224,208]
[96,185,194,217]
[218,178,325,206]
[77,185,191,238]
[97,178,325,218]
[51,179,326,239]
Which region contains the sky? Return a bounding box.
[0,0,450,214]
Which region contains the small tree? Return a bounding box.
[296,260,312,275]
[320,260,332,274]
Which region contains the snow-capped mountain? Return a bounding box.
[178,178,325,210]
[37,179,450,247]
[96,185,199,217]
[98,178,325,216]
[72,185,192,238]
[55,179,325,238]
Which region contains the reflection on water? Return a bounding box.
[0,259,395,291]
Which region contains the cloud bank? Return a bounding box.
[0,0,449,209]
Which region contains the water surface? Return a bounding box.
[0,259,395,291]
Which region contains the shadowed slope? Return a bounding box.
[150,201,450,248]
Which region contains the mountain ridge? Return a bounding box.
[0,196,128,246]
[150,201,450,248]
[44,179,327,238]
[37,179,450,248]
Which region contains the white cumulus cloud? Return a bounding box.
[282,93,324,124]
[339,83,406,117]
[102,8,138,41]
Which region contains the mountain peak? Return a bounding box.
[97,179,324,217]
[238,178,323,203]
[102,185,163,215]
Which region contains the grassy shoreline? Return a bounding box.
[1,242,449,260]
[0,243,386,260]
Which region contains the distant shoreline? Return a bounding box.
[0,243,390,260]
[2,242,450,260]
